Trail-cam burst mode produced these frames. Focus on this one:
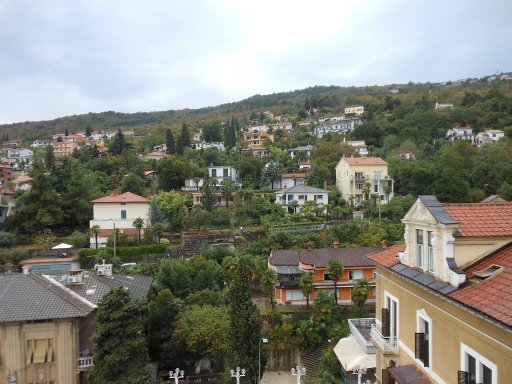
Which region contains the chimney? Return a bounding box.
[323,180,328,190]
[307,241,313,250]
[333,240,339,248]
[112,189,121,196]
[381,240,388,249]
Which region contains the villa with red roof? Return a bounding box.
[89,190,150,248]
[335,156,394,205]
[367,196,512,384]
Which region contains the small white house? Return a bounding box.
[89,191,150,248]
[475,129,504,146]
[275,185,329,213]
[446,125,475,143]
[182,166,241,191]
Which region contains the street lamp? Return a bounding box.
[230,367,246,384]
[291,365,306,384]
[169,368,185,383]
[352,364,367,384]
[258,337,268,384]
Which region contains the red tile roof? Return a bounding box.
[443,203,512,237]
[91,192,150,204]
[450,242,512,327]
[343,157,387,165]
[366,243,406,267]
[270,247,381,268]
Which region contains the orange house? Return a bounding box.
[269,243,382,305]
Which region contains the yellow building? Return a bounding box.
[344,105,365,115]
[0,269,152,384]
[368,196,512,384]
[52,140,79,158]
[335,157,394,205]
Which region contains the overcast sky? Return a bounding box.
[0,0,511,124]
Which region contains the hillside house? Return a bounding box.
[269,243,381,305]
[275,185,328,213]
[446,125,475,143]
[345,105,365,115]
[89,191,150,248]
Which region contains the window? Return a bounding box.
[460,344,497,384]
[416,229,424,268]
[356,183,364,190]
[298,195,305,200]
[349,270,364,281]
[315,195,323,201]
[374,171,382,180]
[355,172,364,180]
[415,310,431,368]
[223,168,228,177]
[382,292,399,343]
[324,273,332,281]
[121,210,127,219]
[427,231,435,273]
[26,339,54,364]
[211,169,217,177]
[374,184,379,193]
[286,290,306,300]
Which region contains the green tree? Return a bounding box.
[326,259,344,305]
[220,179,236,208]
[108,128,132,155]
[165,128,176,154]
[120,173,146,196]
[224,117,237,149]
[68,231,89,248]
[90,225,101,249]
[157,190,187,231]
[299,271,314,309]
[351,279,371,313]
[175,134,184,155]
[87,288,154,384]
[227,255,262,380]
[181,123,191,147]
[133,217,145,244]
[200,176,218,212]
[173,304,229,360]
[261,161,283,189]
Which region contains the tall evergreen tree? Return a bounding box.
[109,128,131,155]
[85,125,93,137]
[227,255,261,381]
[166,128,176,154]
[176,134,184,155]
[224,118,236,149]
[87,288,154,384]
[181,123,191,148]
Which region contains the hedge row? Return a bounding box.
[78,244,168,268]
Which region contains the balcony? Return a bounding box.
[78,356,94,370]
[370,323,399,355]
[348,318,376,354]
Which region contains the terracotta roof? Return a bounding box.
[343,157,387,165]
[450,242,512,327]
[21,257,77,265]
[269,247,381,268]
[91,191,150,204]
[443,203,512,237]
[366,243,405,267]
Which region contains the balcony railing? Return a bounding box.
[78,356,94,370]
[370,324,399,354]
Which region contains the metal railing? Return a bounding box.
[370,324,399,354]
[78,356,94,369]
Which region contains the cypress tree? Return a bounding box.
[181,123,191,148]
[166,128,176,154]
[176,134,184,155]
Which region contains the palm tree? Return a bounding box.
[351,279,371,314]
[132,217,144,244]
[384,184,392,203]
[299,271,314,309]
[362,183,371,201]
[327,259,344,305]
[90,225,101,249]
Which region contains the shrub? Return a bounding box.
[0,231,16,248]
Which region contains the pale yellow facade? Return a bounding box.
[371,197,512,384]
[373,268,512,384]
[0,319,89,384]
[335,158,393,205]
[344,105,365,115]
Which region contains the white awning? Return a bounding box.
[333,335,376,372]
[52,243,73,249]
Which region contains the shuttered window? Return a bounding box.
[26,339,53,364]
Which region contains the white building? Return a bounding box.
[475,129,505,146]
[314,117,362,138]
[31,139,53,148]
[287,144,314,160]
[346,140,368,157]
[190,141,226,151]
[182,165,241,191]
[446,125,475,143]
[275,185,329,213]
[89,191,150,248]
